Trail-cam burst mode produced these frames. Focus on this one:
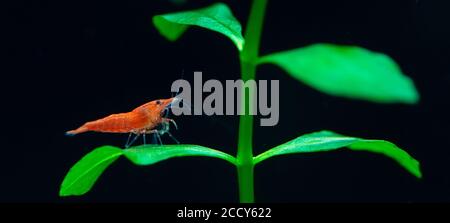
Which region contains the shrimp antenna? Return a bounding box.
[169,69,193,112]
[171,69,184,98]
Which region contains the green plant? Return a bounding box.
[60,1,421,202]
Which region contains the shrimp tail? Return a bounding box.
[66,126,89,136]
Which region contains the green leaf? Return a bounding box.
[153,2,245,51]
[259,43,419,104]
[123,144,236,166]
[60,144,235,197]
[254,131,421,178]
[59,146,123,196]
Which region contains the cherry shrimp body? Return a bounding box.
[66,97,180,147]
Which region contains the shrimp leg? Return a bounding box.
[144,129,163,145]
[162,118,178,130]
[125,134,140,148]
[159,119,179,144]
[155,132,163,145]
[166,131,180,144]
[125,133,133,147]
[143,132,147,145]
[150,133,158,144]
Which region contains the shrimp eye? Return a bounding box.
[156,100,162,105]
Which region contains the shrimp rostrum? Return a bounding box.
[66,97,180,147]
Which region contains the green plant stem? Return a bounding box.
[237,0,268,203]
[237,61,256,203]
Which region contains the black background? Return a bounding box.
[3,0,450,203]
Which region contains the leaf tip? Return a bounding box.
[403,85,420,105]
[58,189,66,197]
[152,15,187,42]
[58,189,70,197]
[59,178,87,197]
[58,185,76,197]
[391,73,420,105]
[410,158,423,179]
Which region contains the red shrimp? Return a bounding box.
[66,98,179,146]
